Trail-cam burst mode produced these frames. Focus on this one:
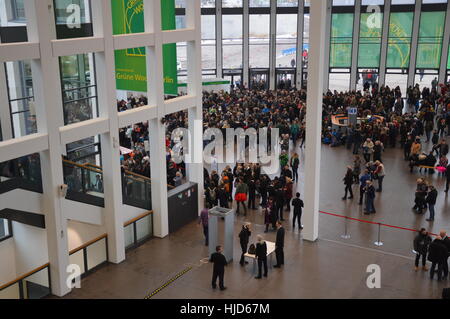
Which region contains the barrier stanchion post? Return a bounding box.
[341,216,351,239]
[374,223,383,246]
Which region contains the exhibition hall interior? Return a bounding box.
[1,0,450,301]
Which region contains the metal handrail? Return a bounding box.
[0,263,50,291]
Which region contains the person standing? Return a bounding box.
[364,180,376,214]
[238,223,251,266]
[198,207,209,246]
[374,160,385,192]
[235,178,248,216]
[210,245,227,290]
[428,236,447,281]
[445,163,450,193]
[255,235,268,279]
[290,153,300,183]
[342,166,354,200]
[362,138,374,162]
[247,178,256,210]
[359,169,371,205]
[274,221,285,268]
[275,185,285,221]
[413,228,431,271]
[440,230,450,279]
[426,185,438,221]
[292,192,304,230]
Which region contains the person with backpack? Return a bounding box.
[205,183,218,209]
[238,223,251,266]
[255,235,268,279]
[413,228,432,271]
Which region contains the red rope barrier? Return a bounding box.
[319,210,438,236]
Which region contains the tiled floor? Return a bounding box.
[58,138,450,299]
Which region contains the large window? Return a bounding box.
[223,0,243,7]
[276,14,298,68]
[11,0,26,21]
[0,219,11,242]
[201,15,216,70]
[387,12,413,68]
[416,11,446,69]
[330,13,354,68]
[59,53,97,125]
[277,0,299,7]
[358,12,383,68]
[54,0,91,25]
[250,0,270,7]
[249,14,270,68]
[5,60,36,138]
[222,15,243,69]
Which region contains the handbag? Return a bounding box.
[248,244,256,255]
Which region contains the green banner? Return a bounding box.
[111,0,178,95]
[358,12,383,68]
[330,13,354,68]
[416,11,445,69]
[386,12,413,68]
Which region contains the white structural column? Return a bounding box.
[408,0,422,88]
[243,0,249,86]
[322,0,332,92]
[216,0,223,79]
[303,0,327,242]
[91,0,125,263]
[0,63,12,141]
[145,0,169,238]
[295,1,304,89]
[378,0,391,87]
[350,0,361,90]
[186,0,204,211]
[269,0,277,90]
[438,2,450,85]
[24,0,70,296]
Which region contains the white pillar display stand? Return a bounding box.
[208,207,235,262]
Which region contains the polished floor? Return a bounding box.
[59,136,450,299]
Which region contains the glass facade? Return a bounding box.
[330,13,354,68]
[416,11,446,69]
[387,12,414,68]
[358,12,383,68]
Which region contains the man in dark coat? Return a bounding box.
[238,223,251,266]
[274,221,285,268]
[425,185,438,221]
[255,235,268,279]
[342,166,354,200]
[291,192,304,229]
[445,163,450,193]
[440,231,450,279]
[428,236,448,281]
[413,228,431,271]
[210,245,227,290]
[275,186,285,221]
